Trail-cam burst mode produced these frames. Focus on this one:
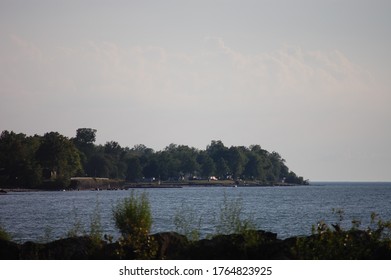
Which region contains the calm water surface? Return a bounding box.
[1,182,391,242]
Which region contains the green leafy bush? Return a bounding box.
[0,224,11,241]
[294,211,391,259]
[113,191,152,236]
[112,191,156,259]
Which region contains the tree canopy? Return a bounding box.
[0,129,308,189]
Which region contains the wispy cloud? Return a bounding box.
[1,33,387,141]
[1,33,376,106]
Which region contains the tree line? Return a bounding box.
[0,128,307,189]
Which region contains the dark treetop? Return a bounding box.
[0,128,307,189]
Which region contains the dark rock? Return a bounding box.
[43,237,101,259]
[152,232,189,259]
[19,237,111,260]
[0,236,134,260]
[186,230,284,260]
[1,229,390,259]
[20,241,45,260]
[0,239,20,259]
[189,233,247,259]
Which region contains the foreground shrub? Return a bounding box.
[174,193,256,242]
[112,191,157,259]
[294,211,391,259]
[66,204,86,238]
[215,193,256,235]
[174,202,202,241]
[89,197,103,246]
[0,224,11,241]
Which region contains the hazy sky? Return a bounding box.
[1,0,390,181]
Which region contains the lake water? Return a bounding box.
[1,182,391,242]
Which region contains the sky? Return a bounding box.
[0,0,390,181]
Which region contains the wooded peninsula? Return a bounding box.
[0,128,307,190]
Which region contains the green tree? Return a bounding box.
[285,171,306,185]
[104,141,122,157]
[206,140,228,162]
[168,145,200,177]
[73,128,97,175]
[131,144,154,160]
[264,151,287,183]
[126,156,143,182]
[215,158,230,179]
[36,132,82,187]
[197,151,216,178]
[142,154,159,179]
[102,141,127,178]
[74,128,97,146]
[86,153,112,178]
[157,150,180,180]
[227,146,248,179]
[0,131,42,187]
[243,153,265,181]
[2,129,307,186]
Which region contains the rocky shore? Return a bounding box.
[1,230,390,260]
[1,180,302,193]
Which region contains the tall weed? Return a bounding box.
[174,202,202,241]
[0,223,11,241]
[66,204,86,238]
[215,193,255,235]
[112,190,156,259]
[89,197,103,244]
[295,211,391,259]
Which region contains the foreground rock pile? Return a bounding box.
[1,230,390,260]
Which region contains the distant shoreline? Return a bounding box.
[0,181,305,193]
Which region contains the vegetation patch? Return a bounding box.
[112,191,157,259]
[0,224,11,241]
[1,201,391,259]
[0,129,307,190]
